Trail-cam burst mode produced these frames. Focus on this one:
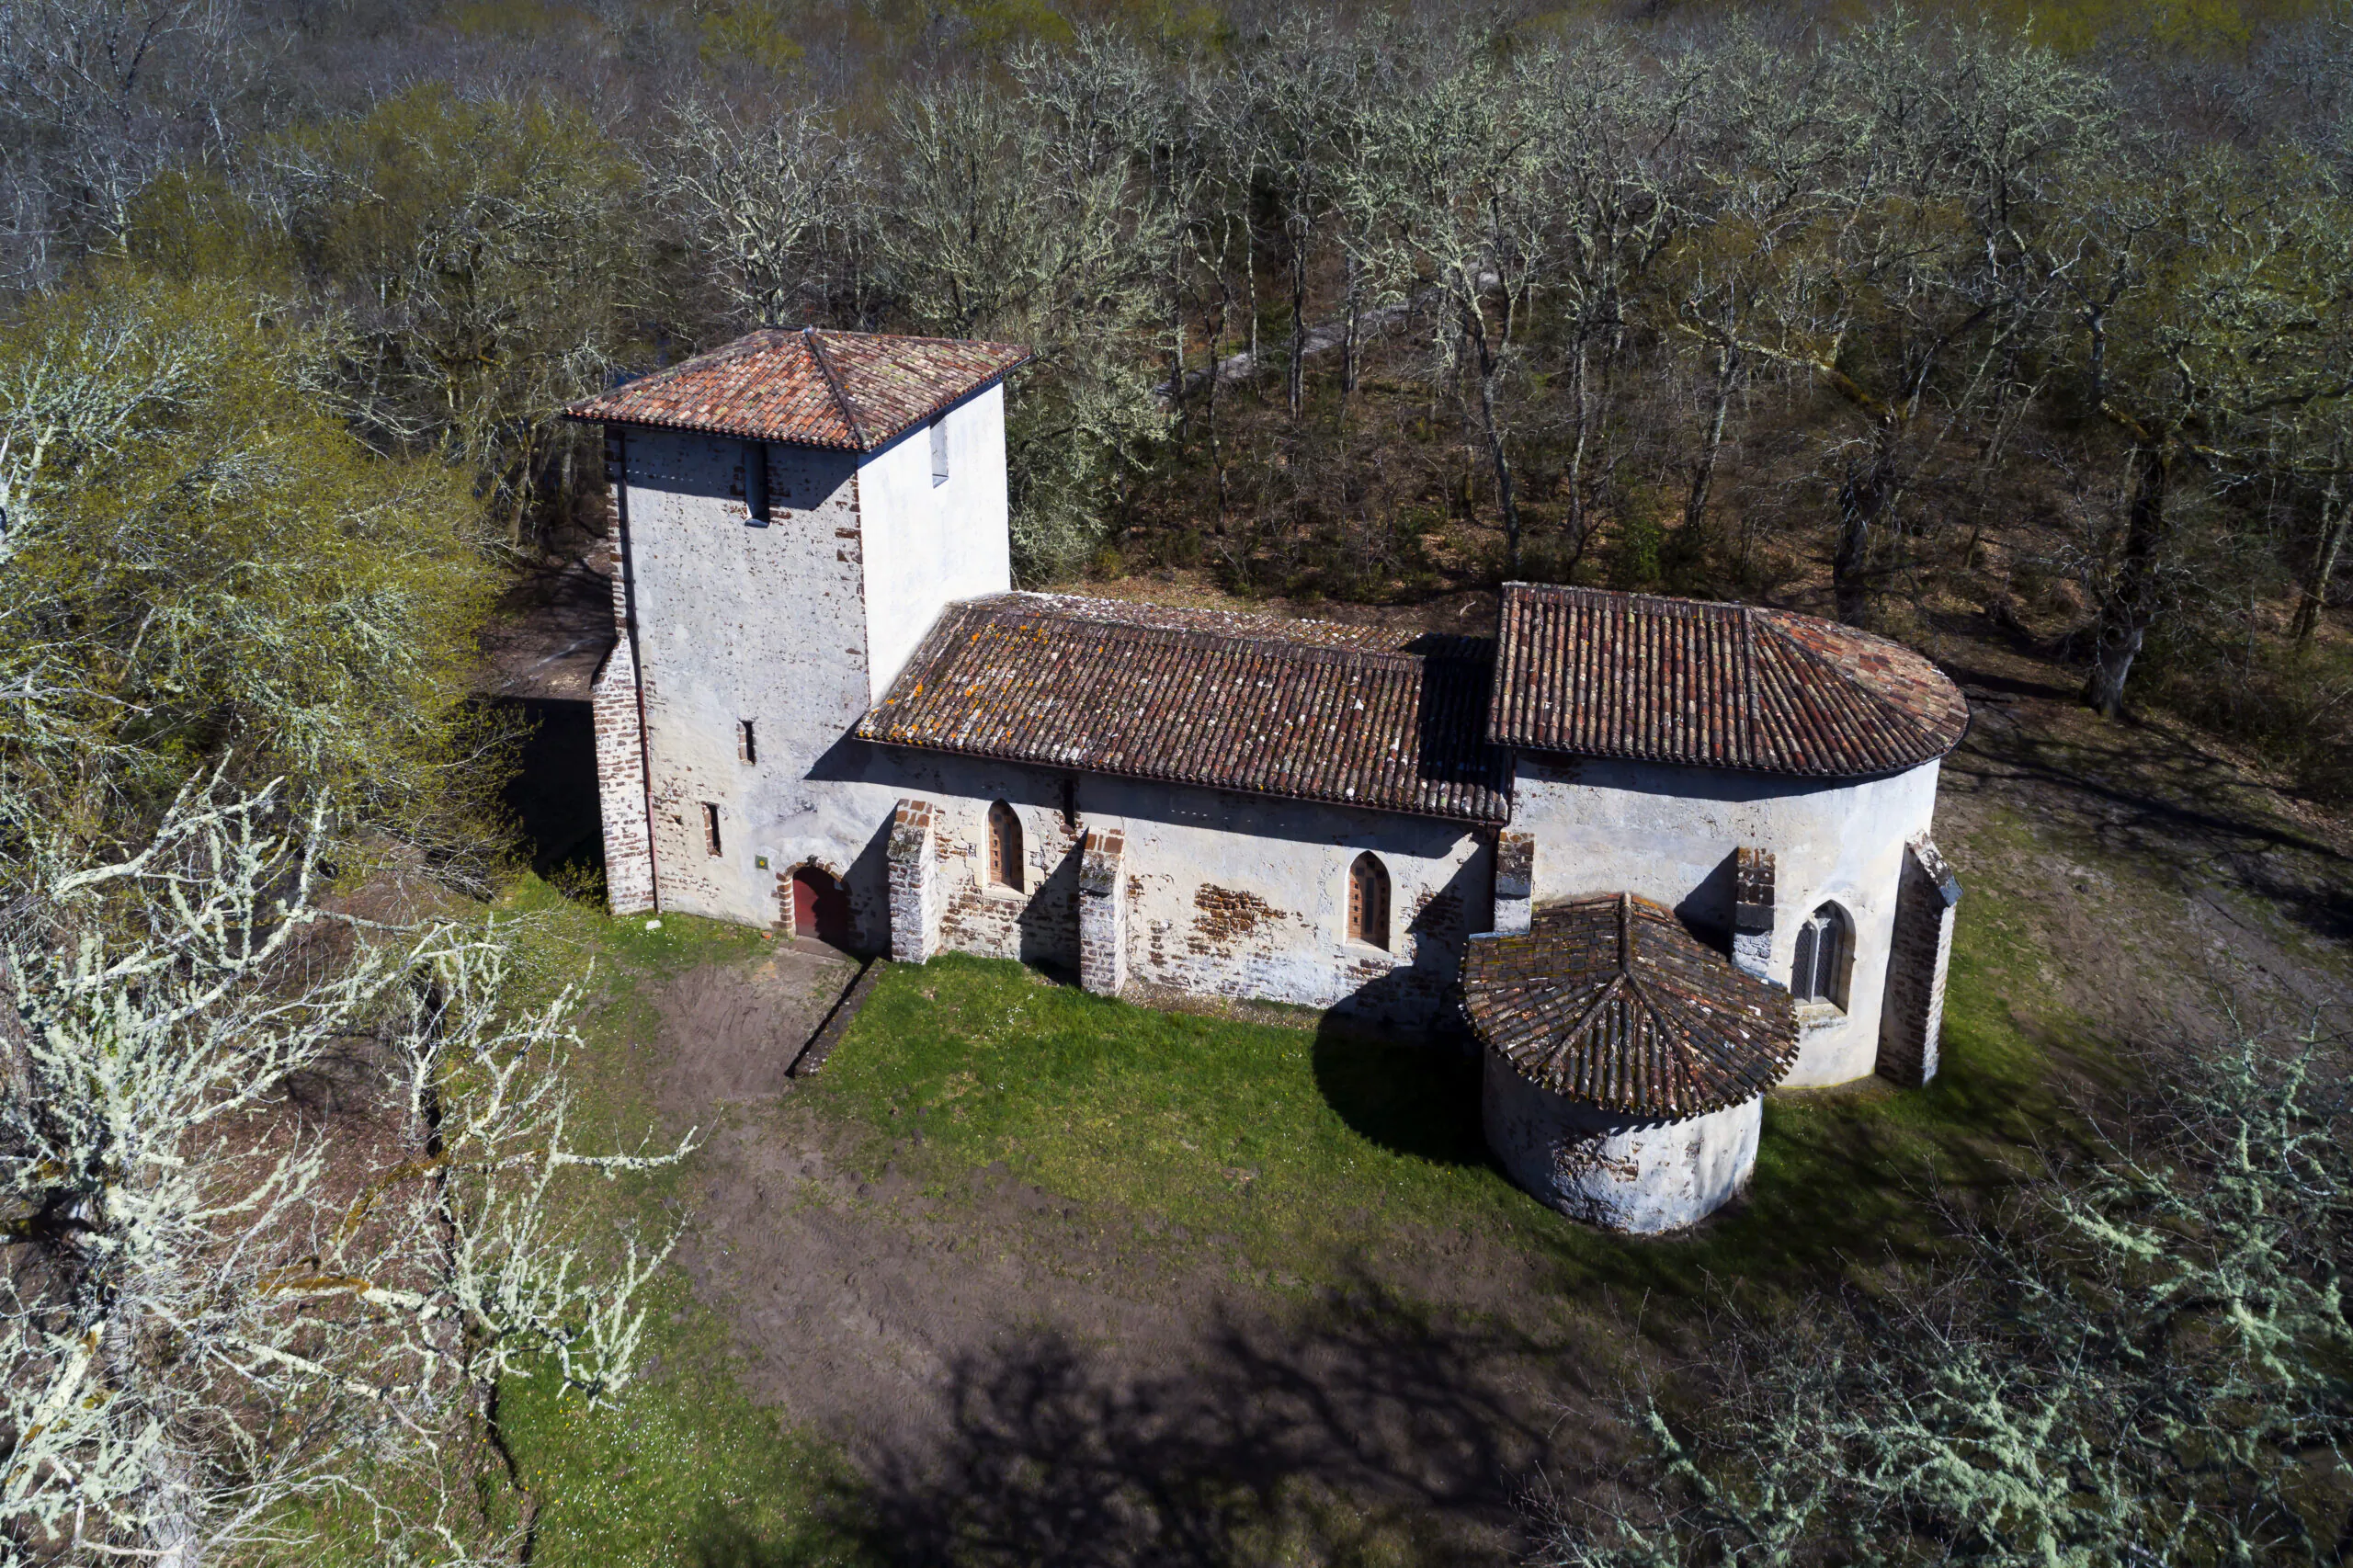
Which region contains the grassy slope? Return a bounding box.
[471,790,2091,1567]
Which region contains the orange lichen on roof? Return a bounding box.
[563,327,1030,452]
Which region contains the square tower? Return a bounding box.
[566,327,1029,928]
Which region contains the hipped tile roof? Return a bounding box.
[1463,893,1800,1119]
[1488,584,1968,778]
[563,327,1030,452]
[857,595,1511,823]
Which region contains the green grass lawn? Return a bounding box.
[472,798,2097,1566]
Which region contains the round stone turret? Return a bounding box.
[1463,892,1800,1233]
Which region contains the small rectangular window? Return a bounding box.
[745,442,770,525]
[702,803,722,857]
[737,720,756,764]
[929,417,949,487]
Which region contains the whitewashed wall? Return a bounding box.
[855,385,1011,700]
[887,767,1493,1022]
[1509,753,1943,1085]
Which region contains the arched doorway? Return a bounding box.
[790,866,852,946]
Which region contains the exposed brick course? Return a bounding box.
[887,799,940,963]
[1731,846,1776,981]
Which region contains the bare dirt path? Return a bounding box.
[649,955,1600,1564]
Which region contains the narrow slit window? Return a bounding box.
[702,802,722,857]
[929,416,949,487]
[1347,853,1390,950]
[986,801,1022,890]
[737,719,756,764]
[745,441,770,525]
[1792,902,1851,1008]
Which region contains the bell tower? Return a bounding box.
[566,327,1029,926]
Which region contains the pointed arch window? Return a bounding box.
[1347,852,1391,950]
[1792,902,1852,1009]
[986,801,1023,891]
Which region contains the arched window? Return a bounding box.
[1347,853,1391,950]
[986,801,1023,890]
[1792,902,1852,1008]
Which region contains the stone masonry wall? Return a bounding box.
[1077,828,1126,995]
[594,432,656,917]
[1877,835,1961,1088]
[887,798,940,963]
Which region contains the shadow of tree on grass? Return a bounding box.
[793,1268,1589,1568]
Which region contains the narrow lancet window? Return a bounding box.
[987,801,1022,890]
[1347,852,1391,950]
[929,416,949,486]
[738,720,756,764]
[1792,902,1852,1008]
[702,802,722,857]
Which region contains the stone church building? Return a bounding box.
[566,327,1969,1232]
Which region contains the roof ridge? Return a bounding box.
[801,326,867,450]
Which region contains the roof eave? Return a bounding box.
[851,729,1508,826]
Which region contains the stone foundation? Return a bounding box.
[1482,1051,1762,1233]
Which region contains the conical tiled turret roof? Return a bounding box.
[1463,893,1800,1119]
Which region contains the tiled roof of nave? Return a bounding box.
[563,327,1031,452]
[1488,583,1969,778]
[858,594,1512,824]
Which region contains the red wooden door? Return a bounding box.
[790,868,850,944]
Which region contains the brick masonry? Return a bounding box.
[593,437,657,917]
[1077,828,1126,995]
[1731,846,1775,982]
[887,798,940,963]
[1878,835,1961,1088]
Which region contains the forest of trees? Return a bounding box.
[7,0,2351,823]
[1,0,2349,1561]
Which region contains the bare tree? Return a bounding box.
[1346,31,1551,574]
[1538,1036,2353,1566]
[652,96,861,330]
[2062,142,2353,716]
[873,76,1171,576]
[0,772,690,1565]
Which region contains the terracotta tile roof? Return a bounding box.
[857,594,1510,823]
[563,327,1030,451]
[1463,893,1800,1119]
[1488,584,1969,778]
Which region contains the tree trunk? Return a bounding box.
[1288,244,1306,419]
[1832,423,1902,625]
[2086,443,2171,719]
[1564,336,1591,542]
[2290,468,2346,643]
[1684,344,1736,536]
[1341,252,1359,398]
[1470,318,1521,578]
